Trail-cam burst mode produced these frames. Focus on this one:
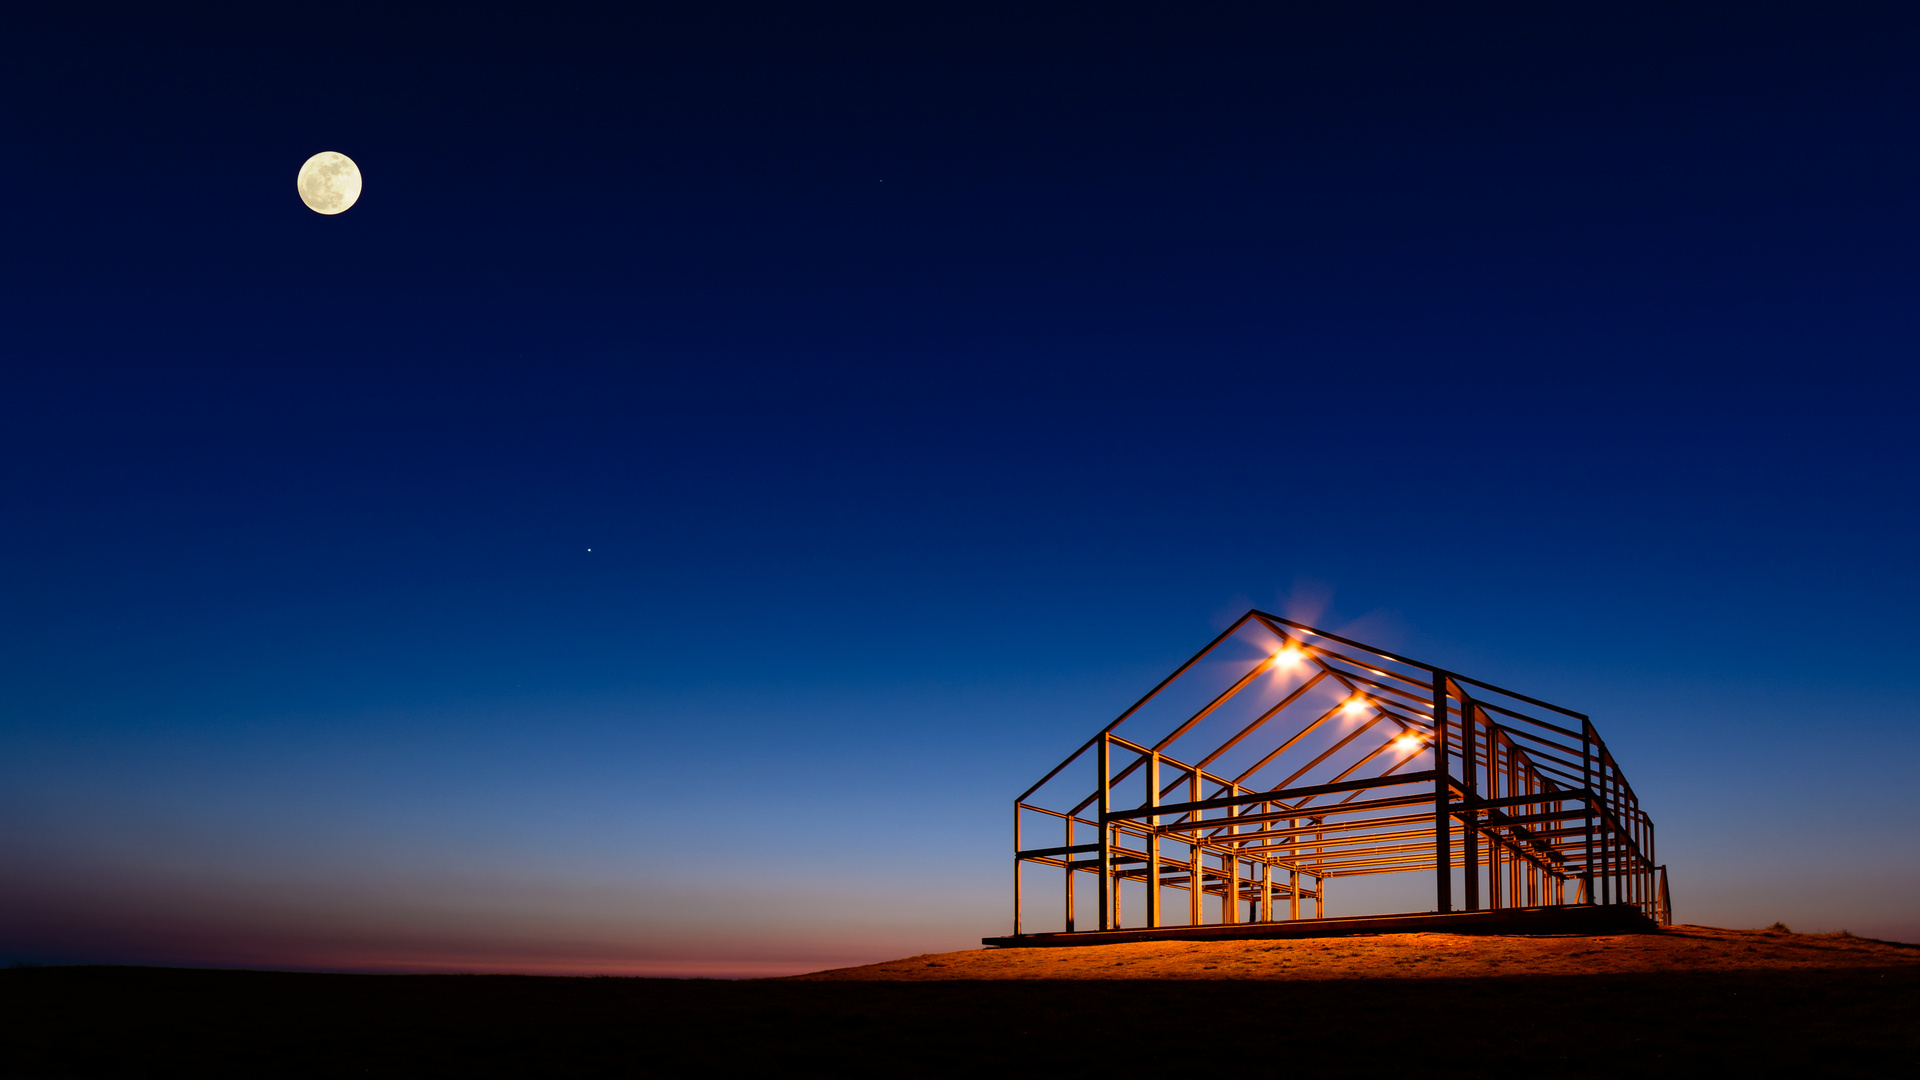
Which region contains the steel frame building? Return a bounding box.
[994,611,1669,944]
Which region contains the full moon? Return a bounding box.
[297,151,362,215]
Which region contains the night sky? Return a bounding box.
[3,4,1917,975]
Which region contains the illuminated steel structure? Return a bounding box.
[992,611,1669,944]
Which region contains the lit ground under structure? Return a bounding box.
[986,611,1670,946]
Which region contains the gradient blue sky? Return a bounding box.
[3,3,1917,974]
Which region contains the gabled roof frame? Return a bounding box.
[1004,610,1667,942]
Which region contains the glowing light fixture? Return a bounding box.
[1343,695,1370,716]
[1271,645,1305,667]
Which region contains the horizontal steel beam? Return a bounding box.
[1105,771,1439,822]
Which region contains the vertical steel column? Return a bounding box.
[1013,802,1023,936]
[1432,670,1453,913]
[1636,803,1646,914]
[1612,761,1621,907]
[1508,739,1520,907]
[1581,721,1596,906]
[1642,807,1651,915]
[1526,769,1538,907]
[1627,801,1637,913]
[1097,735,1112,930]
[1062,811,1074,933]
[1188,768,1203,925]
[1288,816,1300,921]
[1261,860,1273,922]
[1492,735,1503,907]
[1222,785,1239,924]
[1602,750,1614,906]
[1462,698,1480,911]
[1146,751,1161,928]
[1598,755,1608,907]
[1611,759,1622,906]
[1647,819,1658,921]
[1315,821,1326,918]
[1534,773,1544,906]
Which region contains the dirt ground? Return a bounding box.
[792,923,1920,981]
[5,926,1917,1077]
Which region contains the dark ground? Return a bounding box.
[4,963,1917,1077]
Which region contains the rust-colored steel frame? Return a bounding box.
[1008,611,1669,940]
